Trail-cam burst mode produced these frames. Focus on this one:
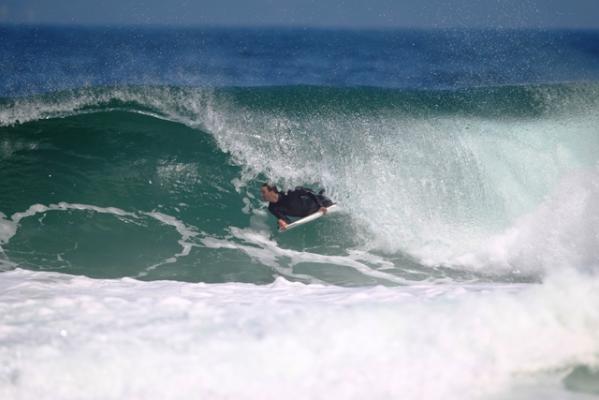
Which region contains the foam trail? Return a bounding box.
[2,203,199,274]
[202,226,410,284]
[137,211,199,276]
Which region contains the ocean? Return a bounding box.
[1,25,599,399]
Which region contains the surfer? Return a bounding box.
[260,183,333,231]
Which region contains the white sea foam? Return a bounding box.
[0,268,598,400]
[457,165,599,275]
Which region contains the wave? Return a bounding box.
[1,84,599,284]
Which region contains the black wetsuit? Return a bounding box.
[268,187,333,223]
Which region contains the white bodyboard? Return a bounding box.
[279,204,338,232]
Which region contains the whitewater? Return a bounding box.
[1,26,599,399]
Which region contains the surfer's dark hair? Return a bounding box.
[261,183,279,193]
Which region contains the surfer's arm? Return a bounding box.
[277,219,288,230]
[268,204,291,224]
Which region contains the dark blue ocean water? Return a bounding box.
[2,26,599,95]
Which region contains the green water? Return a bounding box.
[1,84,599,284]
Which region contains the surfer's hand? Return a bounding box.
[278,219,288,230]
[320,207,328,214]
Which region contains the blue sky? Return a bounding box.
[1,0,598,28]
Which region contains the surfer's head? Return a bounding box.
[260,183,279,203]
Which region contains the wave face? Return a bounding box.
[1,84,599,284]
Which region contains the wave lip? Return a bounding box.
[3,83,599,127]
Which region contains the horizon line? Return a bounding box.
[2,21,599,32]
